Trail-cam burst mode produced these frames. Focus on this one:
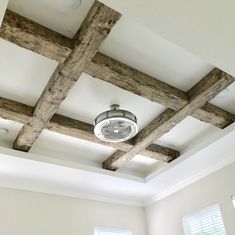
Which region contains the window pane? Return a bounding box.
[94,227,132,235]
[182,204,227,235]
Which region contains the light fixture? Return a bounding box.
[94,105,138,143]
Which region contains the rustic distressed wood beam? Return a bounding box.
[86,53,235,128]
[1,11,234,129]
[103,69,235,170]
[0,10,73,62]
[191,103,235,128]
[0,97,179,161]
[87,52,188,110]
[12,1,121,152]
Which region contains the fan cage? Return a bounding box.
[94,109,138,143]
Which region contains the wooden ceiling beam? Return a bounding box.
[1,8,234,167]
[0,97,179,162]
[103,69,235,170]
[0,10,73,62]
[12,1,121,152]
[86,53,235,129]
[1,11,234,129]
[191,103,235,128]
[87,52,188,110]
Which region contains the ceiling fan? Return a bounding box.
[94,105,139,143]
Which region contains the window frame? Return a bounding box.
[94,227,132,235]
[182,203,227,235]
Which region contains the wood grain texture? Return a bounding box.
[0,97,33,124]
[0,10,73,62]
[48,115,179,162]
[87,53,235,129]
[103,69,235,170]
[86,52,188,110]
[191,103,235,128]
[1,11,234,128]
[13,1,121,152]
[0,97,179,161]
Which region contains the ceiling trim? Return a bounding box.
[146,122,235,182]
[0,124,234,207]
[0,184,143,207]
[0,145,144,183]
[144,155,235,207]
[0,125,234,208]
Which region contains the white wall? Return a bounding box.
[145,162,235,235]
[1,164,235,235]
[0,187,147,235]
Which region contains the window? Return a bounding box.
[94,227,132,235]
[182,204,226,235]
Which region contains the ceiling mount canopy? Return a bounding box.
[94,104,138,143]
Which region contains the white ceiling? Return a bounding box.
[99,16,213,92]
[0,39,57,106]
[8,0,94,38]
[100,0,235,77]
[154,116,219,152]
[0,123,234,207]
[210,82,235,114]
[58,73,165,130]
[0,0,233,205]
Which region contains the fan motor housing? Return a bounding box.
[94,105,138,143]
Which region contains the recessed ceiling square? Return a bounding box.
[0,39,57,106]
[210,82,235,114]
[100,17,213,91]
[8,0,95,38]
[154,116,219,152]
[58,73,166,131]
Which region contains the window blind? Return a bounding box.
[182,204,226,235]
[94,227,132,235]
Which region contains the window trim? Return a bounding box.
[94,227,132,235]
[182,203,226,235]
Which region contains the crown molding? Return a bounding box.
[144,156,235,207]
